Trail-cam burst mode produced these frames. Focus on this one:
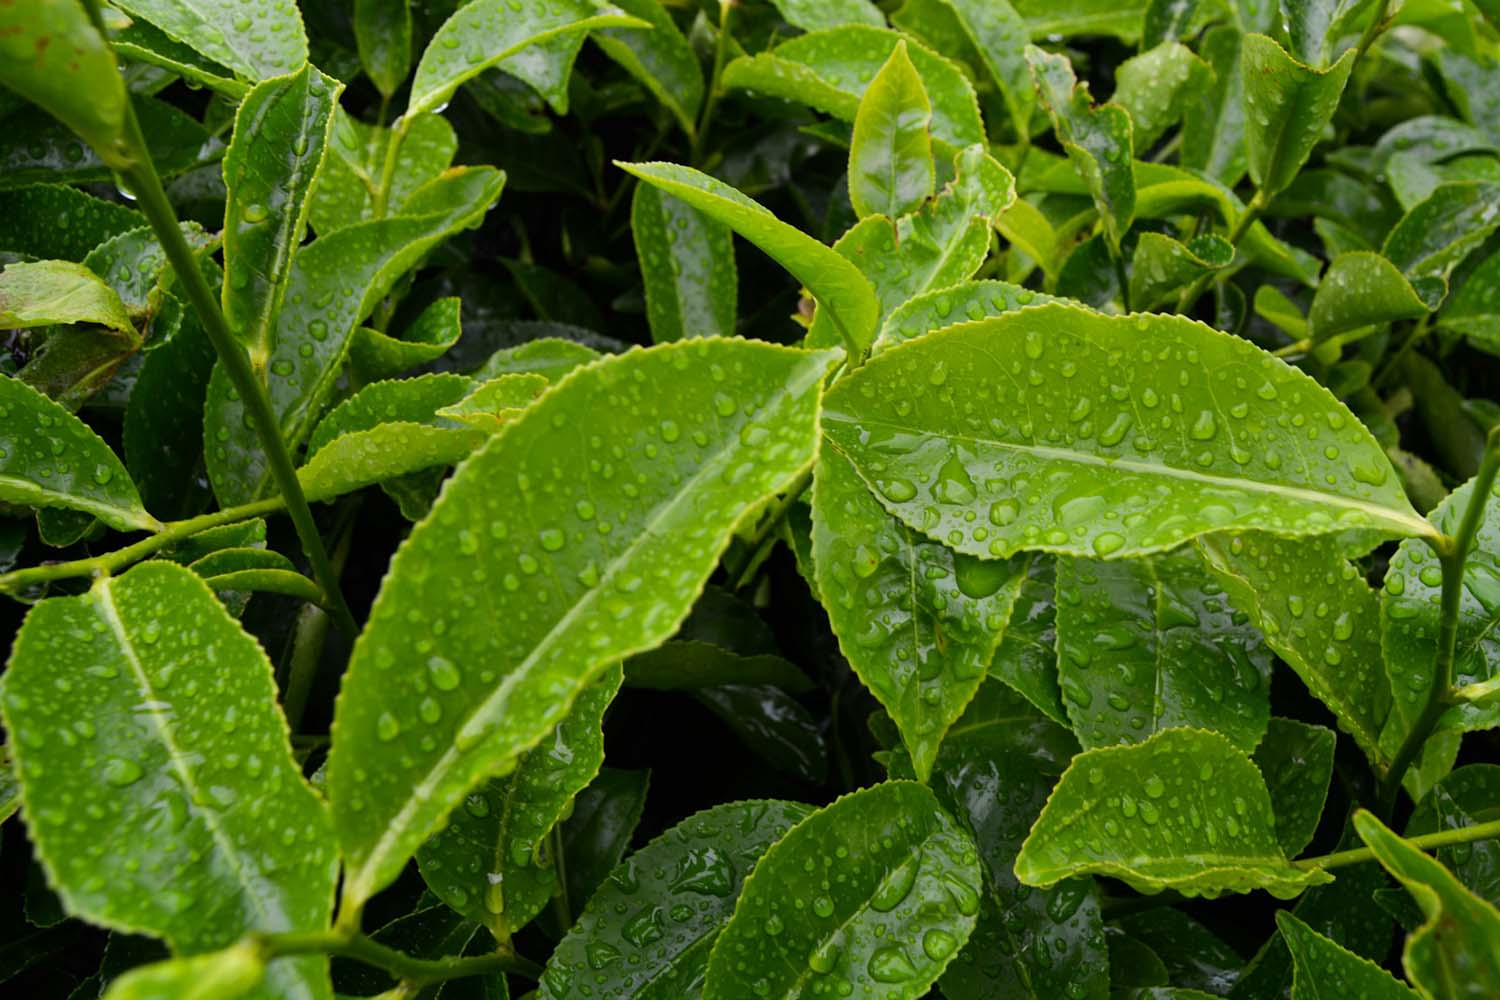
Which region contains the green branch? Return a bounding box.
[1294,817,1500,872]
[690,0,735,165]
[255,928,543,987]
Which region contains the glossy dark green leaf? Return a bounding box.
[0,0,128,164]
[418,666,621,939]
[1027,45,1135,252]
[1112,42,1210,150]
[721,26,984,153]
[1282,0,1380,68]
[1382,182,1500,292]
[1182,27,1247,185]
[329,339,837,906]
[1198,531,1391,770]
[821,303,1429,563]
[1016,728,1333,898]
[1308,252,1433,341]
[1408,766,1500,906]
[848,41,935,220]
[814,449,1028,779]
[355,0,411,98]
[593,0,704,138]
[1253,718,1334,857]
[1113,909,1240,995]
[408,0,646,116]
[206,166,505,505]
[537,799,812,999]
[770,0,886,29]
[0,374,155,535]
[625,641,812,692]
[98,943,265,1000]
[1241,35,1355,199]
[1278,911,1417,1000]
[221,65,340,364]
[1355,811,1500,998]
[875,279,1057,354]
[349,297,464,383]
[0,561,336,999]
[694,684,827,783]
[556,766,651,916]
[113,0,307,81]
[1442,248,1500,353]
[985,554,1068,725]
[631,183,736,343]
[619,161,878,355]
[0,98,210,191]
[1129,233,1234,311]
[1055,549,1272,752]
[704,781,982,999]
[309,112,458,236]
[0,185,141,262]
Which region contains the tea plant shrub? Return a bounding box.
[2,0,1500,997]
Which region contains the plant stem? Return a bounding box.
[690,0,735,165]
[372,115,411,220]
[724,466,813,587]
[549,824,573,931]
[1351,0,1394,69]
[0,498,285,597]
[1294,818,1500,872]
[256,928,543,986]
[113,103,358,638]
[1379,424,1500,814]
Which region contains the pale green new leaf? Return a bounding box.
[109,16,246,97]
[619,161,878,356]
[1254,718,1335,857]
[328,339,839,906]
[537,800,813,999]
[813,449,1028,781]
[408,0,647,116]
[308,111,458,236]
[1198,531,1392,770]
[417,666,622,939]
[0,0,128,163]
[875,279,1058,353]
[0,562,337,1000]
[1015,729,1332,898]
[436,374,549,430]
[1027,45,1135,252]
[355,0,412,98]
[221,65,341,363]
[305,373,476,457]
[848,41,935,220]
[1112,42,1211,150]
[769,0,886,30]
[1309,252,1433,341]
[703,781,982,999]
[631,183,736,343]
[821,304,1429,563]
[0,374,155,534]
[1355,811,1500,998]
[1278,911,1419,1000]
[593,0,704,137]
[100,943,265,1000]
[1054,549,1272,752]
[113,0,307,81]
[1241,35,1355,198]
[349,297,464,383]
[0,260,134,338]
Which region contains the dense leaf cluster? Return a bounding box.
[1,0,1500,998]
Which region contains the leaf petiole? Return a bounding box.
[1293,817,1500,872]
[253,927,543,986]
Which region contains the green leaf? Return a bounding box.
[1278,911,1419,1000]
[631,183,737,343]
[703,781,982,999]
[1309,252,1433,342]
[328,339,838,906]
[626,641,813,692]
[1355,811,1500,998]
[848,41,935,220]
[554,766,650,915]
[0,562,336,999]
[309,112,458,236]
[721,27,985,153]
[1015,728,1332,898]
[1054,548,1272,752]
[1241,35,1355,198]
[474,338,601,381]
[813,448,1029,780]
[618,161,878,356]
[988,554,1069,725]
[349,296,464,383]
[1198,531,1392,770]
[1441,249,1500,353]
[875,279,1057,354]
[1113,909,1241,995]
[1281,0,1380,68]
[931,0,1034,143]
[807,145,1015,353]
[1408,766,1500,906]
[593,0,704,138]
[537,799,812,999]
[1182,26,1248,186]
[1112,42,1211,150]
[0,185,142,262]
[435,374,549,431]
[355,0,412,98]
[769,0,886,30]
[821,303,1429,563]
[408,0,647,117]
[304,373,476,457]
[109,15,246,97]
[0,374,156,534]
[1254,718,1335,857]
[99,942,265,1000]
[113,0,307,81]
[418,665,622,939]
[221,65,341,364]
[206,166,505,505]
[695,684,827,781]
[1143,0,1204,46]
[0,0,128,164]
[1128,233,1234,311]
[1012,0,1153,38]
[0,97,211,191]
[0,260,135,338]
[1382,182,1500,293]
[1027,45,1135,252]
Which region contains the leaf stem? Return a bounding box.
[0,498,284,597]
[113,102,358,638]
[254,928,543,986]
[1294,817,1500,871]
[690,0,735,165]
[372,115,411,220]
[1351,0,1395,69]
[548,823,573,932]
[1378,424,1500,814]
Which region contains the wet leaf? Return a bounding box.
[349,297,464,384]
[1407,765,1500,906]
[113,0,307,81]
[769,0,886,30]
[99,942,265,1000]
[593,0,704,138]
[848,41,935,221]
[1309,252,1433,341]
[1129,233,1234,311]
[1253,718,1335,857]
[631,183,736,343]
[1279,912,1418,999]
[0,260,134,338]
[1241,35,1355,199]
[1382,182,1500,294]
[1112,42,1211,150]
[354,0,412,99]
